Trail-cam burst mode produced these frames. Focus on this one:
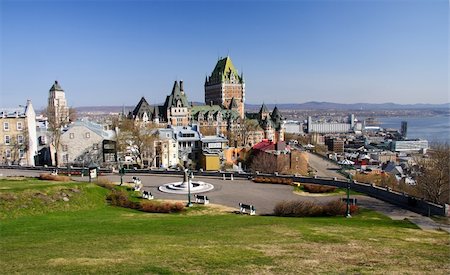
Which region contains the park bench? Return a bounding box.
[239,203,256,215]
[341,197,357,205]
[194,194,209,204]
[142,191,154,200]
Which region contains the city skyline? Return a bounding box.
[1,0,448,109]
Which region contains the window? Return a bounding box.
[17,135,24,144]
[3,122,9,131]
[173,143,176,148]
[173,154,176,158]
[85,132,90,138]
[5,149,11,159]
[69,133,75,139]
[62,145,68,152]
[19,149,24,159]
[63,154,69,163]
[93,143,99,150]
[17,122,23,131]
[166,133,170,138]
[164,144,167,148]
[4,135,10,145]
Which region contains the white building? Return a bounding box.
[391,139,428,153]
[60,120,116,166]
[47,81,69,126]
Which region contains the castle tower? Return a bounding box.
[164,80,190,126]
[270,106,285,142]
[259,103,270,121]
[47,80,69,126]
[205,56,245,118]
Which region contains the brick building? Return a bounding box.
[205,56,245,118]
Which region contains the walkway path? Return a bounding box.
[306,152,347,180]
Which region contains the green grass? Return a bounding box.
[0,178,449,274]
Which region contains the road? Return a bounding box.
[306,152,347,180]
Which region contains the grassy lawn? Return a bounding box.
[0,178,449,274]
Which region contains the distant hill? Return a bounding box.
[244,101,450,111]
[73,101,449,113]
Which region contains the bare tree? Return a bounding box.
[230,118,260,147]
[68,107,78,122]
[43,105,69,167]
[116,119,158,168]
[9,126,30,165]
[250,151,289,174]
[415,144,450,204]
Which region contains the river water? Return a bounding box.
[372,115,450,144]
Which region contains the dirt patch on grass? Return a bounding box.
[48,257,124,266]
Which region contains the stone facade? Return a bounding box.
[60,120,116,166]
[0,100,37,166]
[47,81,69,126]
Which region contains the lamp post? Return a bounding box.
[346,181,351,218]
[186,170,193,207]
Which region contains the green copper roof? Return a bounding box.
[206,56,243,85]
[49,80,64,92]
[191,104,240,121]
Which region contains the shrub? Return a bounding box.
[323,200,359,216]
[38,173,70,182]
[302,183,337,193]
[96,178,115,190]
[253,176,293,185]
[107,189,130,207]
[107,189,185,213]
[140,201,184,213]
[274,200,323,217]
[273,199,358,217]
[323,200,346,216]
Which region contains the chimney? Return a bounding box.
[180,80,184,95]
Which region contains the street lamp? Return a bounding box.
[186,170,193,207]
[346,181,351,218]
[183,160,193,207]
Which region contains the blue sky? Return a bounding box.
[0,0,448,109]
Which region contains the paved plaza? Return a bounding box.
[1,168,448,231]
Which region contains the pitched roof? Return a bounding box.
[49,80,64,92]
[191,105,240,121]
[132,97,152,118]
[206,56,243,85]
[259,103,269,114]
[164,81,189,108]
[270,106,284,130]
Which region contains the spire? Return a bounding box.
[49,80,64,92]
[259,103,269,114]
